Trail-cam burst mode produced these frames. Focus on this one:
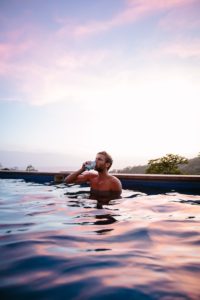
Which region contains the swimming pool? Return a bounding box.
[0,179,200,300]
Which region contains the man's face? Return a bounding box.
[95,154,109,172]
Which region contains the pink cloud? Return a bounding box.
[57,0,196,38]
[160,16,200,32]
[158,1,200,31]
[55,49,111,69]
[0,39,33,77]
[1,0,199,106]
[0,40,32,60]
[162,39,200,58]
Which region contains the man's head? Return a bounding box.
[95,151,113,172]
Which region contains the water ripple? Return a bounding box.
[1,179,200,299]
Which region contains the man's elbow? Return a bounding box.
[64,175,72,184]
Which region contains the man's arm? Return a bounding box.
[64,163,90,184]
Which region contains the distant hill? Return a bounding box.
[180,157,200,175]
[111,164,147,174]
[112,156,200,175]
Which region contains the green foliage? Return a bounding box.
[146,154,188,175]
[26,164,37,172]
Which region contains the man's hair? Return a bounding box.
[98,151,113,170]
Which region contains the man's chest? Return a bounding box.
[90,178,111,191]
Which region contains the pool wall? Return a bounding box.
[0,170,200,193]
[0,170,64,184]
[116,173,200,193]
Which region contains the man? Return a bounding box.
[64,151,122,204]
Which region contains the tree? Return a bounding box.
[26,165,37,172]
[146,154,188,174]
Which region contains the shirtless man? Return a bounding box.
[64,151,122,204]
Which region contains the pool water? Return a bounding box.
[0,179,200,300]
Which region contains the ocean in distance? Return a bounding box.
[0,179,200,300]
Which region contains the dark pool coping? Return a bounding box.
[0,170,200,193]
[115,173,200,181]
[115,173,200,193]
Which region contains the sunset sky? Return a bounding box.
[0,0,200,170]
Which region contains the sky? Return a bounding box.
[0,0,200,170]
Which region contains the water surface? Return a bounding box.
[0,179,200,300]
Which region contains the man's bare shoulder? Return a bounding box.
[108,174,122,190]
[109,174,121,182]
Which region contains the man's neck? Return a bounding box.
[98,169,108,178]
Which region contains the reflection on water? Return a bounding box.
[0,179,200,300]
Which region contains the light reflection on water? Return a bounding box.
[0,179,200,300]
